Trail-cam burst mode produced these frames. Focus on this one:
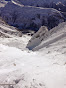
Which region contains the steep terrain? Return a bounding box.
[0,18,31,50]
[27,22,66,52]
[0,18,21,38]
[12,0,66,12]
[0,1,66,88]
[13,0,66,6]
[0,22,66,88]
[0,1,64,31]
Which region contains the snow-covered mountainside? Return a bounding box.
[0,22,66,88]
[0,18,22,38]
[27,22,66,51]
[0,1,66,88]
[0,18,32,50]
[0,1,64,31]
[27,26,48,49]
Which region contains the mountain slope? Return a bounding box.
[0,18,21,38]
[0,1,64,31]
[0,1,66,88]
[12,0,66,13]
[13,0,66,6]
[0,22,66,88]
[27,22,66,53]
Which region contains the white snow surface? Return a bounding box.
[27,22,66,51]
[0,44,66,88]
[0,22,66,88]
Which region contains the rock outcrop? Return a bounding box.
[27,26,48,50]
[27,22,66,51]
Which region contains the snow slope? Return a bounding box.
[0,18,32,51]
[0,18,21,38]
[0,21,66,88]
[0,38,66,88]
[0,1,66,88]
[33,22,66,51]
[27,22,66,52]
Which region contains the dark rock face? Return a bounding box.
[47,16,59,30]
[64,1,66,6]
[0,2,64,31]
[43,2,66,12]
[15,0,66,13]
[0,0,65,32]
[56,2,66,12]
